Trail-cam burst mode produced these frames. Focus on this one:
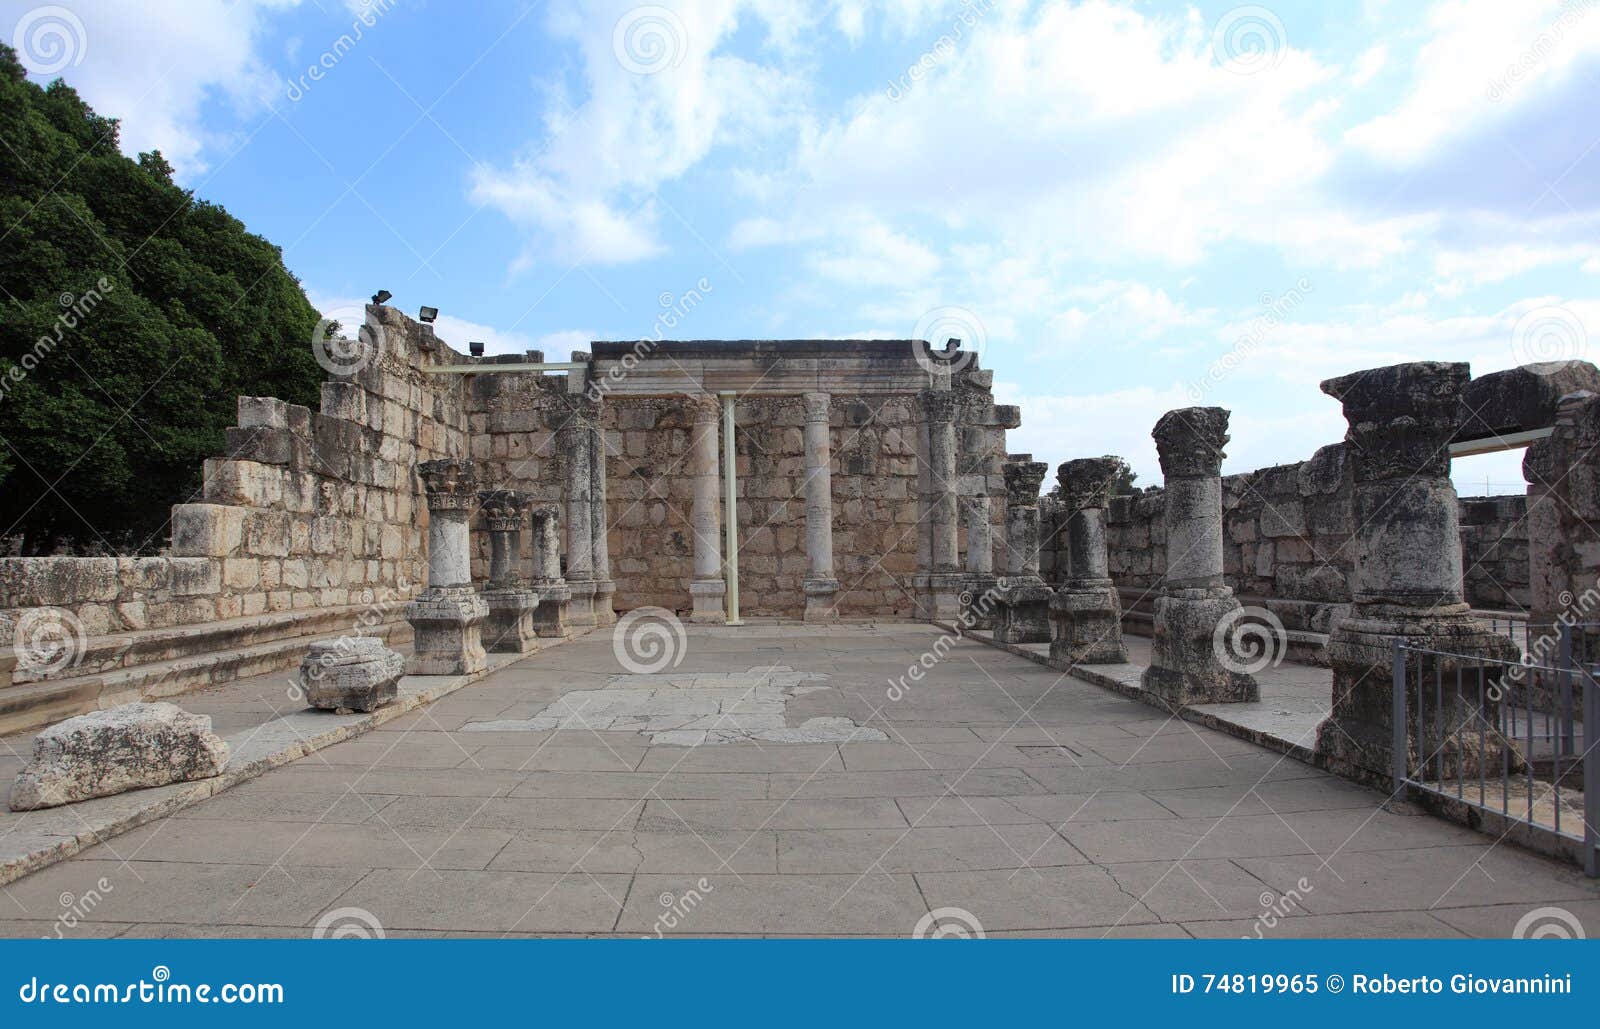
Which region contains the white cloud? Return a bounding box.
[4,0,301,178]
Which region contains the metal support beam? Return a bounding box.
[720,391,743,626]
[419,362,586,375]
[1448,426,1552,458]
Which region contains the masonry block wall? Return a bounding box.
[0,305,471,667]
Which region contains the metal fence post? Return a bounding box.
[1559,621,1576,756]
[1584,656,1599,878]
[1392,638,1408,787]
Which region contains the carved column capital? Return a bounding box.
[1003,459,1048,508]
[1057,456,1122,512]
[1152,407,1230,478]
[418,459,480,513]
[1321,361,1468,482]
[478,489,532,533]
[803,391,831,422]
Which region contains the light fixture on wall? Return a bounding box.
[418,306,438,323]
[371,289,393,305]
[469,341,485,357]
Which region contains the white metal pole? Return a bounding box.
[720,391,743,626]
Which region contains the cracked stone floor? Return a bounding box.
[2,622,1598,938]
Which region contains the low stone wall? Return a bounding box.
[0,305,470,683]
[1046,444,1532,631]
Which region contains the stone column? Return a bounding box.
[802,392,840,621]
[589,411,616,626]
[688,393,727,623]
[1049,457,1129,665]
[477,489,539,654]
[991,457,1052,643]
[960,493,997,630]
[562,394,597,629]
[921,387,964,621]
[1140,408,1259,706]
[911,408,934,619]
[529,505,571,638]
[405,459,488,675]
[1318,362,1519,783]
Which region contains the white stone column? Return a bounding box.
[562,393,597,628]
[477,489,539,654]
[992,457,1051,643]
[689,393,727,623]
[529,505,570,638]
[1048,457,1128,665]
[921,387,963,621]
[802,392,840,621]
[589,409,615,626]
[406,459,487,675]
[961,493,996,629]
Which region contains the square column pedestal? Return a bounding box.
[566,579,598,629]
[406,586,489,676]
[924,572,966,624]
[531,581,572,638]
[803,578,840,621]
[992,578,1052,644]
[690,578,728,624]
[483,589,540,654]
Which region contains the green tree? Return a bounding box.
[0,45,323,552]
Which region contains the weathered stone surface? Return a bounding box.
[1459,360,1600,441]
[483,589,540,654]
[10,703,229,810]
[406,586,488,676]
[299,637,403,713]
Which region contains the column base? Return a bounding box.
[690,578,727,624]
[910,573,933,621]
[921,572,966,624]
[1049,582,1129,665]
[531,581,572,638]
[803,577,840,621]
[405,586,488,676]
[592,579,617,626]
[1317,606,1522,786]
[1140,588,1259,707]
[482,588,541,654]
[566,579,598,629]
[991,577,1052,644]
[960,575,998,630]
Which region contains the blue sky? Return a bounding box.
[6,0,1597,492]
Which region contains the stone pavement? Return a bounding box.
[1,623,1596,938]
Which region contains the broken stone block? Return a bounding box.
[299,636,404,713]
[9,702,229,811]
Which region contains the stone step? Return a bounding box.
[10,604,405,686]
[0,617,413,736]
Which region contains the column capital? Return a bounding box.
[418,459,479,513]
[1152,407,1230,478]
[690,391,721,423]
[1057,456,1122,512]
[921,387,959,424]
[803,392,831,421]
[1003,460,1048,507]
[478,489,532,533]
[1321,361,1468,482]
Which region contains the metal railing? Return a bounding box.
[1393,622,1600,877]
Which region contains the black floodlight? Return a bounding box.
[371,289,392,305]
[469,341,485,357]
[418,306,438,323]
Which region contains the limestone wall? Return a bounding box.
[0,305,470,656]
[1052,444,1533,631]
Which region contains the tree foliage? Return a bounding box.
[0,45,324,552]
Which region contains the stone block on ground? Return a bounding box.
[9,702,229,811]
[299,636,404,713]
